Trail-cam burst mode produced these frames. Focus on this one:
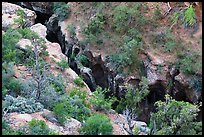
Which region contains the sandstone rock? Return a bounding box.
[63,118,82,135]
[46,42,67,62]
[16,113,33,122]
[2,2,36,31]
[16,39,32,50]
[30,23,47,39]
[146,51,164,66]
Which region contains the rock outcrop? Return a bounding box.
[5,109,82,135]
[2,2,36,31]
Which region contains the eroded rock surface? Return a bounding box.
[2,2,36,31]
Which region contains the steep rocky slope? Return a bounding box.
[2,2,202,135]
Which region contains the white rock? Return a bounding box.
[2,2,36,31]
[16,38,32,49]
[134,121,147,128]
[16,113,33,122]
[46,42,67,63]
[30,23,47,39]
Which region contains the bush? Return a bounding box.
[28,119,52,135]
[175,51,201,75]
[150,28,178,53]
[149,94,202,135]
[68,88,87,104]
[53,2,70,21]
[67,24,76,36]
[116,77,149,115]
[2,27,43,64]
[79,113,113,135]
[112,3,148,33]
[49,74,66,94]
[83,13,105,45]
[14,9,26,28]
[108,37,143,73]
[53,94,91,125]
[57,59,69,71]
[78,54,89,66]
[2,62,15,97]
[2,28,21,62]
[7,78,23,95]
[39,85,62,111]
[73,76,85,87]
[171,5,197,28]
[90,87,116,112]
[3,95,44,114]
[84,13,105,36]
[2,118,26,135]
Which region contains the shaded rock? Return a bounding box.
[80,67,96,91]
[41,109,58,124]
[19,2,53,15]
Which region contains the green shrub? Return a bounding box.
[83,13,105,45]
[14,9,26,28]
[84,13,105,36]
[2,62,15,88]
[2,28,21,62]
[53,94,91,125]
[53,2,70,21]
[112,3,148,33]
[73,76,85,87]
[78,54,89,66]
[2,118,26,135]
[150,28,178,52]
[175,51,201,75]
[69,87,87,104]
[108,37,143,73]
[90,87,116,112]
[28,119,51,135]
[149,94,202,135]
[116,77,149,115]
[79,113,113,135]
[57,59,69,71]
[67,24,76,36]
[49,74,66,94]
[7,78,23,95]
[69,95,92,122]
[2,27,43,64]
[170,5,197,28]
[183,5,197,27]
[3,95,44,114]
[53,97,71,125]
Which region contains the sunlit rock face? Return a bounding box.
[2,2,36,31]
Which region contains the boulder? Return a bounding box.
[63,118,82,135]
[30,23,47,39]
[45,42,67,63]
[2,2,36,31]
